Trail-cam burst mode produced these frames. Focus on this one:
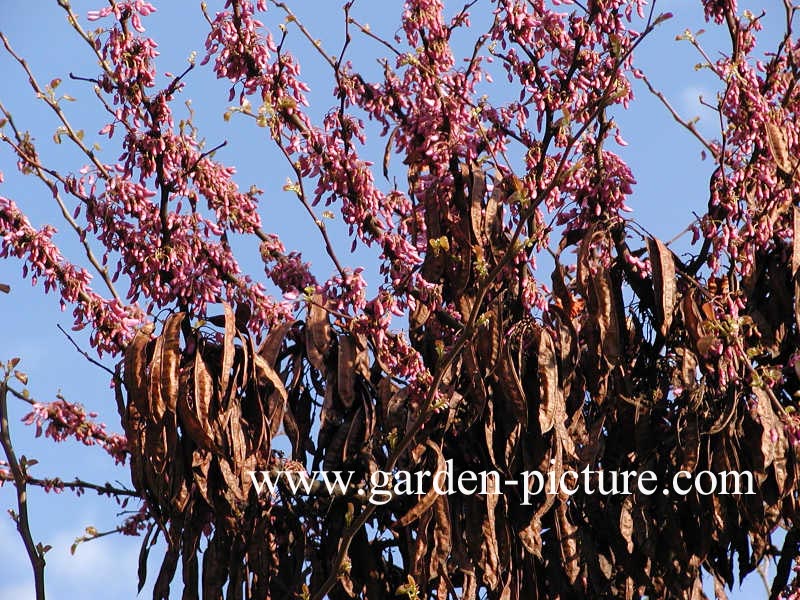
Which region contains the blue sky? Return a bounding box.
[0,1,787,598]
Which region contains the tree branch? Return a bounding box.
[0,371,46,600]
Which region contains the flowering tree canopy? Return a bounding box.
[3,0,800,598]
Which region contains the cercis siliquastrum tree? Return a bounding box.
[3,0,800,598]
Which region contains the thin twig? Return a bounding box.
[56,325,116,377]
[0,471,139,498]
[640,74,718,157]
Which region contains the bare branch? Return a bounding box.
[0,372,46,600]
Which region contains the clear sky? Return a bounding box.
[0,1,787,598]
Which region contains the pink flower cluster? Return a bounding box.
[259,234,316,298]
[90,2,160,108]
[323,268,368,316]
[0,195,143,354]
[701,0,737,24]
[557,146,636,232]
[87,1,157,33]
[203,0,310,104]
[118,505,151,535]
[22,399,129,465]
